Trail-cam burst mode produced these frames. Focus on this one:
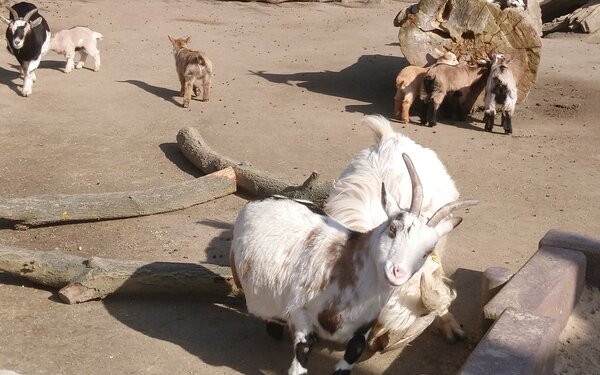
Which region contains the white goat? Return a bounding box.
[49,26,102,73]
[484,53,517,134]
[394,49,459,124]
[231,153,475,375]
[325,115,471,352]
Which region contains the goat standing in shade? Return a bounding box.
[325,115,473,353]
[231,153,476,375]
[2,2,51,96]
[168,35,213,108]
[483,53,518,134]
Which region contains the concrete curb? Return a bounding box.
[458,229,599,375]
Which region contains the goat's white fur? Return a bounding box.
[232,162,465,374]
[484,53,518,134]
[325,115,464,351]
[50,27,103,73]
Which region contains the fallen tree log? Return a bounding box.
[177,127,333,207]
[0,244,241,304]
[0,167,236,230]
[394,0,542,104]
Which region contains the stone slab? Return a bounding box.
[458,308,561,375]
[483,245,586,331]
[540,229,600,288]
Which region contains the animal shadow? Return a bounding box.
[117,79,180,106]
[0,65,21,94]
[251,54,408,116]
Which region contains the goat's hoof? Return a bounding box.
[484,126,493,132]
[427,122,437,127]
[183,102,190,108]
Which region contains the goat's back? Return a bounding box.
[325,116,459,232]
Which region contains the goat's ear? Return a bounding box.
[168,35,175,45]
[433,48,443,57]
[29,17,42,28]
[433,217,462,238]
[380,182,400,218]
[184,36,191,43]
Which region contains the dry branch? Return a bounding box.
[394,0,542,103]
[0,168,236,230]
[177,127,333,207]
[0,244,241,304]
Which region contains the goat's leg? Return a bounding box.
[393,89,404,121]
[427,92,445,127]
[332,329,370,375]
[401,92,413,124]
[65,47,76,73]
[438,311,465,343]
[178,74,186,97]
[483,109,495,132]
[288,315,315,375]
[501,110,512,134]
[193,82,201,97]
[76,50,88,69]
[201,77,210,101]
[420,100,428,125]
[183,79,193,108]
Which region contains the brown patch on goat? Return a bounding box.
[318,307,343,335]
[168,35,213,108]
[326,231,369,291]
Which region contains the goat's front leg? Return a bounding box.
[288,314,315,375]
[332,329,370,375]
[438,311,465,344]
[65,47,76,73]
[288,332,315,375]
[483,110,495,132]
[501,110,512,134]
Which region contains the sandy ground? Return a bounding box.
[0,0,599,374]
[555,285,600,375]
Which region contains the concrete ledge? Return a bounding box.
[458,308,561,375]
[483,245,586,330]
[540,229,600,288]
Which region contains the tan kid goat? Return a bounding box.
[168,35,213,108]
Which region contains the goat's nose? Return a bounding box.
[392,266,405,280]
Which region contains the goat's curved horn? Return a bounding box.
[6,6,18,20]
[22,7,38,22]
[402,153,423,216]
[427,199,478,227]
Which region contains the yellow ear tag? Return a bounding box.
[430,254,440,264]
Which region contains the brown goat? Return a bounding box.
[420,61,490,127]
[394,50,458,124]
[168,35,213,108]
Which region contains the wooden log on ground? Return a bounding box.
[177,127,333,207]
[540,0,589,22]
[394,0,542,104]
[0,244,241,304]
[0,168,236,230]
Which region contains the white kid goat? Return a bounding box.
[50,26,102,73]
[231,153,476,375]
[325,115,474,353]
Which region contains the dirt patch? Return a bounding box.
[555,285,600,374]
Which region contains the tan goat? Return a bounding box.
[168,35,213,108]
[394,49,459,123]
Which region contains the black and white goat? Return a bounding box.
[484,53,518,134]
[230,153,476,375]
[2,2,50,96]
[326,115,474,352]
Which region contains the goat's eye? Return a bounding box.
[388,221,403,238]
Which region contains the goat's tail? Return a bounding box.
[93,32,103,41]
[361,115,394,141]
